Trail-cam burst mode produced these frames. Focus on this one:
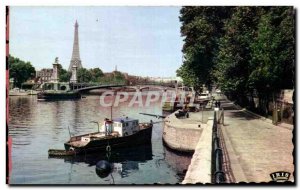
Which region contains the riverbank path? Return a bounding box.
[218,97,294,183]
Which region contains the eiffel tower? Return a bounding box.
[68,20,83,71]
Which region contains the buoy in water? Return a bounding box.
[95,160,112,178]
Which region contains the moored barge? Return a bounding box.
[49,117,153,156]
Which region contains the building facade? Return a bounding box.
[36,68,53,83]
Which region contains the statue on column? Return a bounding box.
[51,57,59,83]
[70,64,78,83]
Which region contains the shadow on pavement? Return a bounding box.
[228,110,260,120]
[218,99,261,121]
[219,101,240,111]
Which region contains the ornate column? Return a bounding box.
[70,64,78,83]
[51,57,59,83]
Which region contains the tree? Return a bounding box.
[9,55,36,88]
[249,7,294,92]
[213,7,265,104]
[177,6,234,90]
[178,6,295,118]
[89,68,104,82]
[59,70,72,82]
[77,68,92,83]
[57,64,71,82]
[249,7,295,116]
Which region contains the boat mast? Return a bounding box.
[111,90,117,121]
[67,125,72,139]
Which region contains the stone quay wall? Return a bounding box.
[162,111,205,152]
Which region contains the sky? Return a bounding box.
[10,6,184,77]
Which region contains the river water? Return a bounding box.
[8,94,192,184]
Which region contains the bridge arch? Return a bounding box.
[60,85,67,91]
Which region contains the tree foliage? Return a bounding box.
[89,68,104,82]
[57,64,71,82]
[213,7,265,101]
[249,7,294,93]
[178,6,295,105]
[77,68,93,83]
[77,67,105,83]
[9,55,36,88]
[177,6,234,90]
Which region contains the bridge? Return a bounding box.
[113,85,175,92]
[71,83,176,93]
[73,84,125,93]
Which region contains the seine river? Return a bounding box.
[8,94,192,184]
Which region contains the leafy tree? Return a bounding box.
[249,7,295,116]
[177,6,234,90]
[89,68,104,82]
[178,6,295,120]
[57,64,71,82]
[213,7,265,104]
[59,70,72,82]
[77,68,92,83]
[9,55,36,88]
[250,7,294,91]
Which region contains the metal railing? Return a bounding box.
[212,111,226,183]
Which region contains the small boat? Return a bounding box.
[49,117,153,156]
[9,88,29,96]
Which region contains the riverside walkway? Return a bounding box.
[220,99,294,183]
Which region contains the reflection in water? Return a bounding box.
[56,144,153,182]
[9,95,191,184]
[60,145,153,166]
[163,145,193,179]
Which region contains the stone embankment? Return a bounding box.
[182,117,214,184]
[162,110,214,183]
[163,111,207,152]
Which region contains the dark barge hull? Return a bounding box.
[37,91,81,100]
[64,126,152,154]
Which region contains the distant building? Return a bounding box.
[148,76,183,83]
[103,71,129,79]
[36,68,53,83]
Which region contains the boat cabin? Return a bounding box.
[103,117,140,137]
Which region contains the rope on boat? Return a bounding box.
[106,145,111,152]
[106,141,111,152]
[106,151,111,161]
